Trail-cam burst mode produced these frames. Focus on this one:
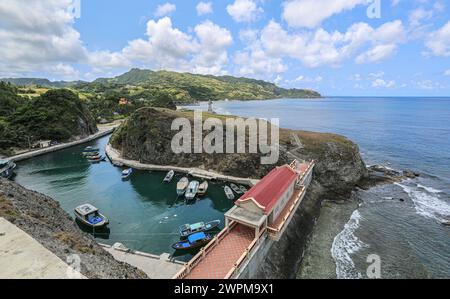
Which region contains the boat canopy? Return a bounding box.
[190,222,205,231]
[188,232,206,243]
[75,204,99,216]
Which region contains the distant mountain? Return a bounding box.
[90,68,321,101]
[0,78,85,88]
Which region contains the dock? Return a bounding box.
[106,144,260,186]
[100,243,184,279]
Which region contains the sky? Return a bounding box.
[0,0,449,96]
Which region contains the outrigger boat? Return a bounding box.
[122,168,133,180]
[224,186,235,200]
[185,181,200,201]
[171,232,213,251]
[239,185,248,193]
[176,177,189,196]
[74,204,109,228]
[163,170,175,183]
[82,146,99,153]
[197,181,209,196]
[179,220,221,239]
[230,183,243,195]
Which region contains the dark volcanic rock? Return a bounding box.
[0,178,147,279]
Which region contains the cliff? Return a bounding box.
[0,178,147,279]
[110,107,368,278]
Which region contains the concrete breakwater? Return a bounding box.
[7,123,120,163]
[105,143,260,186]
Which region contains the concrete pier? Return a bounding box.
[106,144,260,186]
[100,243,184,279]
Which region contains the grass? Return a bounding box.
[0,195,20,221]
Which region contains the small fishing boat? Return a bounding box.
[239,185,248,193]
[197,181,209,196]
[87,155,106,163]
[224,186,235,200]
[74,204,109,228]
[171,232,213,251]
[83,146,99,153]
[163,170,175,183]
[185,181,200,201]
[179,220,221,238]
[122,168,133,180]
[0,159,16,179]
[176,177,189,196]
[230,183,243,195]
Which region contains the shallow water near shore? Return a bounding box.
[188,97,450,278]
[13,136,233,261]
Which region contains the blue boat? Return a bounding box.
[74,204,109,228]
[171,232,213,250]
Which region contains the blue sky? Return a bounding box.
[0,0,449,96]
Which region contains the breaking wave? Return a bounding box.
[396,182,450,222]
[331,210,368,279]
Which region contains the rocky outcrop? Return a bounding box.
[0,178,147,279]
[110,108,369,279]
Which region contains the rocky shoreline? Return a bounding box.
[0,178,147,279]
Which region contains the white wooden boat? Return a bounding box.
[122,168,133,180]
[163,170,175,183]
[185,181,200,201]
[74,204,109,228]
[224,186,235,200]
[230,183,243,194]
[0,159,16,179]
[197,181,209,196]
[239,185,248,193]
[176,177,189,196]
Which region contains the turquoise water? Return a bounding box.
[13,136,233,260]
[189,97,450,278]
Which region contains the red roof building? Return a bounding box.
[236,165,298,214]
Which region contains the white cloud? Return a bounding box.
[408,8,433,28]
[413,79,444,90]
[372,78,396,88]
[292,75,323,83]
[196,1,213,16]
[0,0,87,78]
[282,0,365,28]
[425,21,450,57]
[227,0,263,23]
[256,20,405,68]
[154,3,176,17]
[445,69,450,76]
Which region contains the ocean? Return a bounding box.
[189,97,450,279]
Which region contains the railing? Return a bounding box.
[173,221,237,279]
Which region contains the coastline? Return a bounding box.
[7,122,121,163]
[105,143,260,186]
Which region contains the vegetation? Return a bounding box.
[0,87,97,153]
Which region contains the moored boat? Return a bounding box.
[74,204,109,228]
[197,181,209,196]
[224,186,235,200]
[0,159,16,179]
[163,170,175,183]
[179,220,221,238]
[442,220,450,227]
[185,181,200,201]
[239,185,248,194]
[122,168,133,180]
[83,146,99,153]
[230,183,243,194]
[87,155,106,163]
[171,232,213,250]
[176,177,189,196]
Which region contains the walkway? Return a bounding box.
[101,243,184,279]
[0,218,85,279]
[8,122,121,162]
[106,144,260,186]
[185,224,255,279]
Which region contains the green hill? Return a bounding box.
[87,68,321,102]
